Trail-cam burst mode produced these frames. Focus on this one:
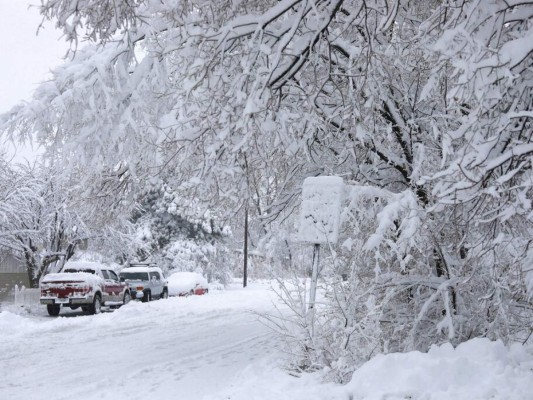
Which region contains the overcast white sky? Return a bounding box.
[0,0,69,162]
[0,0,68,114]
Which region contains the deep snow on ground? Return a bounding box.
[1,281,532,400]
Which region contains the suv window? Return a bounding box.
[101,270,110,279]
[108,270,119,281]
[149,272,161,281]
[120,272,150,281]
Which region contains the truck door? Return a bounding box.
[107,270,123,301]
[149,271,163,297]
[101,270,120,302]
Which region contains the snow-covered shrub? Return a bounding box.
[271,181,532,383]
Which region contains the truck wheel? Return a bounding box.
[161,289,168,300]
[142,291,151,303]
[47,304,60,317]
[89,294,102,315]
[122,291,131,306]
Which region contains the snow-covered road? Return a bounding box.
[2,282,533,400]
[0,283,294,400]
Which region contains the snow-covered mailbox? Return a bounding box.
[299,176,344,336]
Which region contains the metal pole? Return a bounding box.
[307,243,320,338]
[243,206,248,288]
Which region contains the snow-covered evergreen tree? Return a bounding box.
[130,185,232,283]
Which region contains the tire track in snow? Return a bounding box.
[0,286,285,400]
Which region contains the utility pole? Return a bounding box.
[243,206,248,288]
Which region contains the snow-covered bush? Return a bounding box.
[269,180,532,382]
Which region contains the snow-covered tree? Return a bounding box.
[130,185,232,283]
[0,157,136,286]
[0,161,86,286]
[1,0,532,381]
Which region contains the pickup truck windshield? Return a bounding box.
[120,272,150,281]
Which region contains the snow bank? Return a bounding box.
[209,358,339,400]
[345,338,533,400]
[0,311,37,336]
[206,337,533,400]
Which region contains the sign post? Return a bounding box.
[299,176,344,337]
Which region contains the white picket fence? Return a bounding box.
[14,285,40,305]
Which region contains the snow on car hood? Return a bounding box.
[41,272,103,285]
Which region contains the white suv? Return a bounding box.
[119,264,168,302]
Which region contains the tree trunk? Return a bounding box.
[24,249,39,288]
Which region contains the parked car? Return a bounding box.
[40,261,131,316]
[119,264,168,302]
[167,271,209,297]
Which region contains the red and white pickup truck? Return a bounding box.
[40,261,131,316]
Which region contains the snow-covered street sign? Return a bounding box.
[299,176,344,245]
[298,176,344,338]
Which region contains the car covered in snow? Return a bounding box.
[40,261,131,316]
[167,271,209,296]
[119,264,168,302]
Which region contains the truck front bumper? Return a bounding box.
[40,297,90,305]
[129,290,145,300]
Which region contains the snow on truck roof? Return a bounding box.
[120,266,163,274]
[62,261,107,271]
[41,272,104,285]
